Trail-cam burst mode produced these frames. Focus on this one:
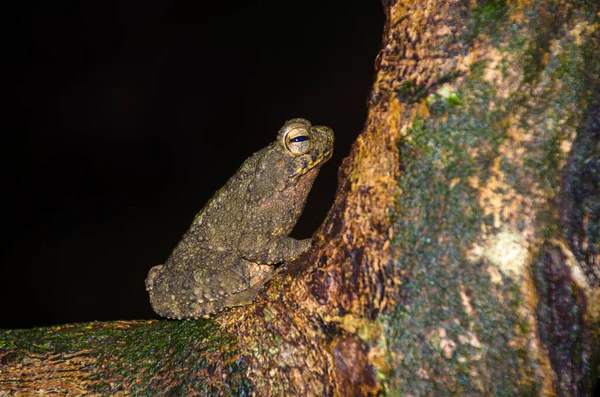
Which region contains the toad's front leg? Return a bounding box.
[237,233,312,264]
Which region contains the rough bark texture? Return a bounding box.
[2,0,599,395]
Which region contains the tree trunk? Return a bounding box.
[2,0,599,395]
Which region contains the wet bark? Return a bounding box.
[2,0,599,395]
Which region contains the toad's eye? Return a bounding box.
[284,127,311,155]
[290,136,308,143]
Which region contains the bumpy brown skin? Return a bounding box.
[146,119,334,319]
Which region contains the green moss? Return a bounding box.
[469,60,489,77]
[400,81,429,104]
[447,92,463,107]
[385,0,598,392]
[0,320,250,395]
[477,0,507,23]
[465,0,509,43]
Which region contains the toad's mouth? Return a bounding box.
[290,149,333,180]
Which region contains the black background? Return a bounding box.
[5,0,384,329]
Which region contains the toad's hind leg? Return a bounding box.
[190,252,272,302]
[186,258,278,317]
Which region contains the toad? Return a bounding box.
[146,118,334,319]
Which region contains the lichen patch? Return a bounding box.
[469,227,529,280]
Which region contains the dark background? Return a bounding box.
[5,0,384,329]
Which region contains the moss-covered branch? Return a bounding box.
[0,320,248,395]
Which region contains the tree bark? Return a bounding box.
[2,0,599,395]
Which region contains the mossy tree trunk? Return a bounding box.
[2,0,599,395]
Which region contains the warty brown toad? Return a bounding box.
[146,118,334,319]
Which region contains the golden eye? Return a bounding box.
[283,126,311,155]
